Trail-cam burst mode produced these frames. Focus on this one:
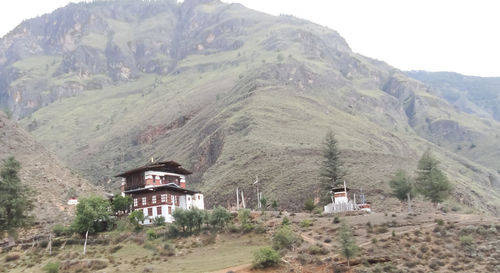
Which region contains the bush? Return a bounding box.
[281,216,290,226]
[254,223,266,234]
[272,226,301,250]
[300,220,313,228]
[43,261,60,273]
[460,235,474,248]
[304,198,315,212]
[241,223,254,233]
[375,226,389,234]
[238,209,251,225]
[435,219,445,226]
[53,224,73,237]
[209,206,232,231]
[146,229,157,240]
[333,216,340,224]
[129,210,145,231]
[252,247,280,268]
[167,224,180,238]
[152,216,166,226]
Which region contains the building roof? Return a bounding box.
[115,160,192,177]
[332,187,350,193]
[123,183,200,195]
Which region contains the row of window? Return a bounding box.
[145,206,172,216]
[133,194,177,207]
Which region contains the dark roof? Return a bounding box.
[115,160,192,177]
[332,187,350,193]
[123,184,200,195]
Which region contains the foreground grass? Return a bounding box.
[0,231,269,273]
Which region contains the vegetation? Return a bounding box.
[209,206,232,231]
[338,221,360,268]
[304,198,315,212]
[0,157,34,246]
[43,261,60,273]
[111,194,132,214]
[272,226,301,250]
[271,200,278,211]
[415,151,452,206]
[72,196,112,234]
[128,210,145,231]
[319,131,345,191]
[389,169,417,212]
[252,247,280,268]
[152,216,166,226]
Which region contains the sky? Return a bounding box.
[0,0,499,77]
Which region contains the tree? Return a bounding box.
[415,151,452,207]
[304,198,315,212]
[209,206,232,230]
[0,157,34,246]
[172,208,188,233]
[389,170,416,212]
[271,200,278,211]
[338,221,360,269]
[260,196,267,210]
[129,210,145,231]
[319,131,345,191]
[72,196,111,255]
[111,194,132,214]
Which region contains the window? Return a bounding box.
[152,195,156,204]
[142,197,146,206]
[168,206,172,214]
[133,198,138,207]
[171,195,174,204]
[157,206,162,215]
[188,196,190,201]
[198,195,201,200]
[148,207,153,216]
[161,194,166,203]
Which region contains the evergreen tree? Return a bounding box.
[338,221,360,269]
[389,170,416,212]
[415,150,452,207]
[319,131,345,191]
[0,157,34,246]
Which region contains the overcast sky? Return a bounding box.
[0,0,499,77]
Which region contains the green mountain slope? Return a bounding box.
[0,0,499,214]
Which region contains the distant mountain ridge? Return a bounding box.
[0,0,499,215]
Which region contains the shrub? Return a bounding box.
[460,235,474,248]
[43,261,60,273]
[146,229,157,240]
[238,209,251,225]
[167,224,180,238]
[129,210,145,231]
[254,223,266,234]
[252,247,280,268]
[312,206,323,215]
[300,219,313,228]
[242,223,254,233]
[435,219,445,226]
[375,226,389,234]
[308,245,326,255]
[209,206,232,231]
[333,216,340,224]
[304,198,315,212]
[281,216,290,226]
[53,224,72,237]
[152,216,166,226]
[272,226,301,250]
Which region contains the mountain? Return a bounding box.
[406,71,500,120]
[0,111,99,224]
[0,0,499,215]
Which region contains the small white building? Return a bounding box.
[324,181,371,213]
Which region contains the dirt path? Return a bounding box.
[213,263,252,273]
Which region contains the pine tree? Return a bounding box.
[415,150,452,207]
[319,131,345,191]
[0,157,34,246]
[389,170,416,212]
[338,221,360,269]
